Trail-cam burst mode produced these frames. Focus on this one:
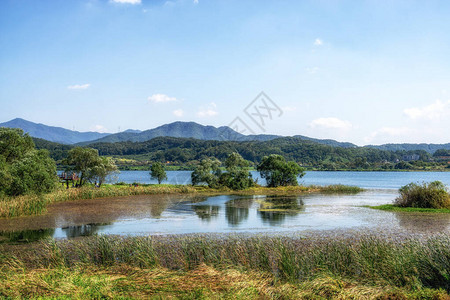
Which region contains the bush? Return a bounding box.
[394,181,450,209]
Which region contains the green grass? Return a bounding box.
[309,184,364,194]
[1,233,449,299]
[367,204,450,213]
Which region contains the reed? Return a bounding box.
[1,232,448,298]
[5,233,448,292]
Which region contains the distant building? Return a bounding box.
[402,154,420,161]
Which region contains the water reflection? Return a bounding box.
[193,205,220,221]
[0,228,55,244]
[394,212,450,232]
[257,196,305,226]
[62,223,112,238]
[1,191,449,240]
[226,198,253,226]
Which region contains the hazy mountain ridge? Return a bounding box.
[1,118,449,153]
[0,118,110,144]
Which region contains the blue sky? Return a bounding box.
[1,0,449,145]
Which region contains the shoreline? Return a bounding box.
[0,184,363,219]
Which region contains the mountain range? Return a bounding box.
[0,118,110,144]
[1,118,449,153]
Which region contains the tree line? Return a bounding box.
[35,136,449,170]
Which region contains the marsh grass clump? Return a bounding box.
[395,181,450,209]
[1,233,449,298]
[314,184,364,194]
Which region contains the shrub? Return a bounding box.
[394,181,450,209]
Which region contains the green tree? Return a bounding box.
[0,128,34,163]
[64,147,118,187]
[150,162,167,184]
[90,157,118,187]
[191,158,221,188]
[219,152,254,190]
[257,154,305,187]
[0,128,57,196]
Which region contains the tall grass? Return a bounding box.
[395,181,450,209]
[7,233,449,292]
[309,184,364,194]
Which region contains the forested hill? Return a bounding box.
[77,121,275,145]
[366,143,450,153]
[77,121,355,148]
[34,135,450,170]
[85,136,423,167]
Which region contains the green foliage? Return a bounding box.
[0,128,57,196]
[395,181,450,209]
[90,156,118,187]
[8,150,57,196]
[0,128,34,164]
[257,155,305,187]
[191,153,255,190]
[191,158,222,188]
[433,149,450,157]
[219,152,254,190]
[63,147,118,187]
[150,162,167,184]
[35,135,450,170]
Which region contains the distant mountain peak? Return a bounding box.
[0,118,111,144]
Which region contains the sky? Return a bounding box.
[0,0,449,146]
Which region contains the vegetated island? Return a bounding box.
[369,181,450,213]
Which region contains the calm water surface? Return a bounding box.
[116,170,450,189]
[1,171,449,243]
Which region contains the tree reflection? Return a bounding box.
[193,205,220,221]
[0,228,55,244]
[225,198,253,226]
[258,196,304,226]
[62,223,112,238]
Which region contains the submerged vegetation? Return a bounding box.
[1,233,449,298]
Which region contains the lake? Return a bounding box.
[116,170,450,189]
[1,171,449,243]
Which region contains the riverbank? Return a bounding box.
[0,184,363,219]
[1,232,448,299]
[368,204,450,213]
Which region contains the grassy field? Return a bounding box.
[1,233,448,299]
[0,184,363,219]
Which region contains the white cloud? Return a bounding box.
[309,117,352,130]
[314,38,323,46]
[403,99,450,120]
[365,126,416,144]
[148,93,177,103]
[197,102,218,117]
[90,125,108,133]
[173,109,184,117]
[110,0,141,4]
[67,83,90,90]
[193,0,199,4]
